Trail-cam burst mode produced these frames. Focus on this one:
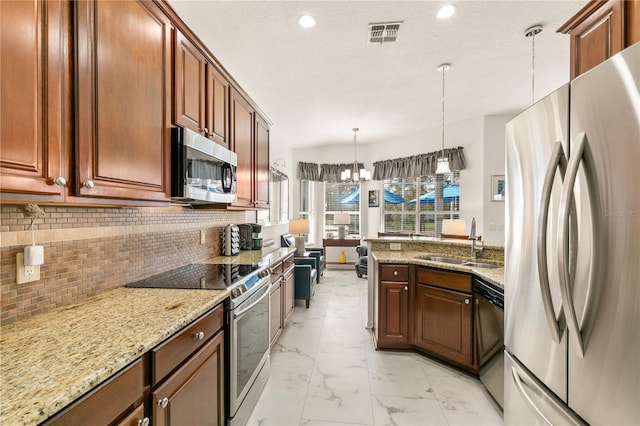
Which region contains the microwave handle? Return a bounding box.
[222,164,234,193]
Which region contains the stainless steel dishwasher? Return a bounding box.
[473,276,504,409]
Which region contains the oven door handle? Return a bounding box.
[233,284,270,319]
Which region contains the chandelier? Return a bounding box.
[341,128,371,181]
[435,63,451,175]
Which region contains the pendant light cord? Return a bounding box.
[441,65,446,158]
[525,25,542,106]
[531,30,536,105]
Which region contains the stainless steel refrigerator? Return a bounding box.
[504,41,639,425]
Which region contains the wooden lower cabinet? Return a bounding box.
[378,281,411,346]
[269,254,295,347]
[283,266,295,325]
[415,283,473,369]
[269,280,283,345]
[152,329,225,426]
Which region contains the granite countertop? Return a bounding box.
[372,250,504,288]
[0,287,228,425]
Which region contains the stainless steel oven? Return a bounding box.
[227,272,271,426]
[474,276,504,409]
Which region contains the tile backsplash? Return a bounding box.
[0,204,245,325]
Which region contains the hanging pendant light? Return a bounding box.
[342,128,370,181]
[436,63,451,175]
[525,25,543,105]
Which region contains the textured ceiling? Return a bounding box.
[168,0,587,150]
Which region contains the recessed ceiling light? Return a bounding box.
[436,5,456,20]
[298,15,317,28]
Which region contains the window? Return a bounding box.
[384,172,460,236]
[299,179,314,243]
[325,181,360,238]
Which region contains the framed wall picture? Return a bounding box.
[368,190,379,207]
[491,175,505,201]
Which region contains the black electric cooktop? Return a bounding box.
[125,263,262,291]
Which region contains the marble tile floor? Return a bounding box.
[247,269,503,426]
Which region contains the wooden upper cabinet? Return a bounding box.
[174,30,205,133]
[559,0,640,79]
[254,114,270,208]
[75,0,171,201]
[205,65,230,148]
[174,31,229,148]
[230,89,255,208]
[0,0,65,200]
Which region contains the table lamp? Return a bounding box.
[334,212,350,240]
[441,219,467,239]
[289,219,309,255]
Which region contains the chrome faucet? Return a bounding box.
[469,217,484,259]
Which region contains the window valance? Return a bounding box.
[372,147,466,180]
[319,163,364,183]
[297,147,464,182]
[297,161,320,181]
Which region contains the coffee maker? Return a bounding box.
[238,224,253,251]
[251,223,262,250]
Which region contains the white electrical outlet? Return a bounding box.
[16,253,40,284]
[200,229,206,244]
[390,243,402,251]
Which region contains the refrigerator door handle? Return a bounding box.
[557,132,602,359]
[511,366,554,426]
[537,141,567,343]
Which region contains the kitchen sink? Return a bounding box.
[417,256,466,265]
[463,262,501,269]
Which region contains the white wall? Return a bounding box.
[482,114,513,244]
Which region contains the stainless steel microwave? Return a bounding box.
[171,127,237,205]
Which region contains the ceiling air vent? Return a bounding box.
[368,21,403,44]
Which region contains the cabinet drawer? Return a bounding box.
[416,267,471,293]
[380,264,409,282]
[270,261,283,283]
[283,254,295,273]
[151,304,224,385]
[45,358,145,425]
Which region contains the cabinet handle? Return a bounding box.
[393,271,398,276]
[202,127,209,135]
[404,285,408,291]
[137,417,150,426]
[53,176,67,186]
[158,397,169,408]
[465,298,470,305]
[194,331,205,340]
[82,180,94,189]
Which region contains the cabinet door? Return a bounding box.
[560,0,625,79]
[153,330,225,426]
[270,281,283,345]
[75,0,171,201]
[415,284,473,367]
[378,281,410,345]
[254,114,270,208]
[283,267,295,325]
[230,89,254,207]
[205,64,229,147]
[174,31,205,133]
[0,0,65,199]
